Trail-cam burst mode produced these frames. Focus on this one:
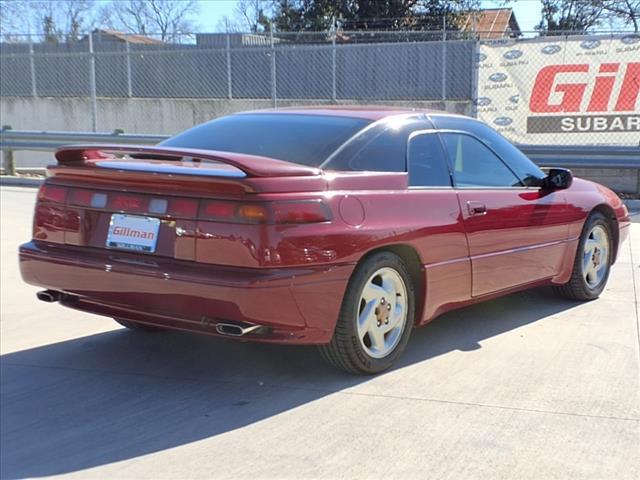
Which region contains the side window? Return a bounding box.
[440,133,522,188]
[407,133,451,187]
[431,116,545,186]
[324,119,429,172]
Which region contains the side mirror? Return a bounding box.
[542,168,573,190]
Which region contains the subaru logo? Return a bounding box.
[580,39,601,50]
[503,49,523,60]
[474,97,492,107]
[494,117,513,126]
[621,34,640,45]
[488,72,507,82]
[490,38,516,47]
[541,44,561,55]
[509,95,520,104]
[476,53,487,62]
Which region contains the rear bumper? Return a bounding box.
[19,241,354,344]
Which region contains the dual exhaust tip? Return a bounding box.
[37,291,265,338]
[215,322,265,337]
[37,290,61,303]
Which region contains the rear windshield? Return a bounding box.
[160,113,371,166]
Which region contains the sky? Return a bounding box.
[196,0,545,33]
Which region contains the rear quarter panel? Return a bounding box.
[236,187,472,325]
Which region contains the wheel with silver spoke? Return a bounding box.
[357,268,408,359]
[554,212,613,301]
[582,225,609,289]
[319,251,415,374]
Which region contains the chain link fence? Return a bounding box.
[1,29,638,146]
[0,30,475,103]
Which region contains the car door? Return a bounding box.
[406,130,471,320]
[439,131,570,297]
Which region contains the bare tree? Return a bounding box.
[0,0,96,41]
[602,0,640,31]
[234,0,273,33]
[216,15,244,33]
[0,0,33,40]
[537,0,605,34]
[101,0,199,41]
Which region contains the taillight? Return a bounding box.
[169,198,199,217]
[272,201,331,224]
[108,194,146,212]
[69,189,93,206]
[38,185,68,204]
[237,205,269,223]
[199,200,330,224]
[203,201,235,219]
[68,189,109,208]
[200,200,268,223]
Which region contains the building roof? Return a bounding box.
[458,8,522,39]
[89,29,164,44]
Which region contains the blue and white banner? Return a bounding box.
[476,34,640,146]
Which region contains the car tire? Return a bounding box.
[319,251,415,374]
[113,317,164,332]
[553,211,613,301]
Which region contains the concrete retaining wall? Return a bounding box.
[1,96,471,167]
[572,168,639,195]
[2,97,637,194]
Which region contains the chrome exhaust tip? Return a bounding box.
[215,322,264,337]
[36,290,60,303]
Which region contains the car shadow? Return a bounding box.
[1,287,581,479]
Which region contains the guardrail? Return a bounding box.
[0,127,169,175]
[520,145,640,169]
[1,127,639,176]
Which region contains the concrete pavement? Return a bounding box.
[1,186,638,479]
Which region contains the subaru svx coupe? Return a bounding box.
[20,107,630,374]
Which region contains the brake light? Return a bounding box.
[108,194,145,212]
[38,185,68,204]
[203,201,235,219]
[169,198,199,217]
[199,200,330,224]
[69,189,93,206]
[200,201,268,223]
[273,201,331,224]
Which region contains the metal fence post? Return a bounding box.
[331,33,337,102]
[1,126,15,176]
[270,24,277,108]
[28,37,37,97]
[471,36,480,118]
[226,34,232,99]
[88,32,98,132]
[125,39,133,97]
[441,17,447,101]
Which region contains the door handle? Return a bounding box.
[467,201,487,216]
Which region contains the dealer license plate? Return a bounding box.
[106,214,160,253]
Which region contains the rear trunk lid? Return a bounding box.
[35,145,326,266]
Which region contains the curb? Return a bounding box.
[0,176,44,187]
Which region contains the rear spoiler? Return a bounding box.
[54,144,322,178]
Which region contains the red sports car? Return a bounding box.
[19,107,630,374]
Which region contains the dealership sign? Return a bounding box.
[476,35,640,145]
